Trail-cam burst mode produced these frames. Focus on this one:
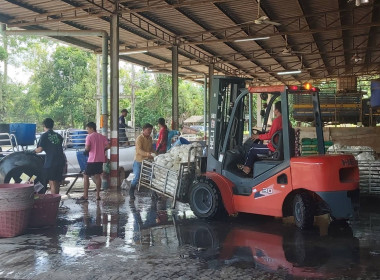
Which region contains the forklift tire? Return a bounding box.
[189,179,224,219]
[293,193,314,229]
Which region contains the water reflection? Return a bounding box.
[59,197,361,278]
[129,198,171,245]
[5,193,380,279]
[173,219,360,278]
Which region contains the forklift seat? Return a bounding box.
[223,128,295,177]
[257,127,295,161]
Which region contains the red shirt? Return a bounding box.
[156,126,168,152]
[258,116,282,152]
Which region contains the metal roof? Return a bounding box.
[1,0,379,85]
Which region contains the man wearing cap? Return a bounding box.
[119,109,129,146]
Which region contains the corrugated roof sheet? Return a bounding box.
[0,0,379,84]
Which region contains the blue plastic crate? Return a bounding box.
[76,151,88,172]
[71,130,88,148]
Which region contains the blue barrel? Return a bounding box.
[9,123,36,146]
[370,80,380,108]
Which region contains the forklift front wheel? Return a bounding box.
[190,179,223,219]
[293,193,315,229]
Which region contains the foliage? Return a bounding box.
[0,46,6,61]
[2,36,205,130]
[29,46,97,128]
[133,73,204,128]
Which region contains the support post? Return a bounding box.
[208,64,214,125]
[96,55,101,130]
[249,93,252,137]
[101,33,108,136]
[257,95,262,128]
[172,45,179,130]
[131,64,136,128]
[203,74,207,140]
[110,5,119,188]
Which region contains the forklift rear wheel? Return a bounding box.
[190,179,224,219]
[293,193,314,229]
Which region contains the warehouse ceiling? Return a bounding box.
[1,0,380,85]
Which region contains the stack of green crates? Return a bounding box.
[301,138,334,156]
[324,141,333,152]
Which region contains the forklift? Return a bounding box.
[189,76,359,229]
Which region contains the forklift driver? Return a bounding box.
[238,101,282,175]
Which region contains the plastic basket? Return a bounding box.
[0,184,34,237]
[0,208,31,238]
[76,151,88,172]
[29,194,61,228]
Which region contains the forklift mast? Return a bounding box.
[208,76,246,172]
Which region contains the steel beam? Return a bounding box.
[177,3,380,39]
[362,2,380,70]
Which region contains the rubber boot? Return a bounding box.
[129,184,136,201]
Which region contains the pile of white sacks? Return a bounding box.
[327,144,376,161]
[154,142,203,171]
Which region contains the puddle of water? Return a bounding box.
[1,191,380,279]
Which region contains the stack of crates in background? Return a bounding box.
[324,141,334,152]
[301,138,318,156]
[301,138,333,156]
[359,161,380,194]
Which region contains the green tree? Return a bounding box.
[133,73,204,128]
[30,46,97,128]
[0,46,6,61]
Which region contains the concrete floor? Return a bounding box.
[1,180,380,280]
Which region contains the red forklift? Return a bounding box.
[188,76,359,229]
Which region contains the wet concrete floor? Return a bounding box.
[1,186,380,280]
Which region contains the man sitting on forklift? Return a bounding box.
[239,101,283,174]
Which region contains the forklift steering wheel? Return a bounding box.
[252,128,263,135]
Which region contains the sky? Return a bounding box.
[1,57,142,86]
[1,64,32,84]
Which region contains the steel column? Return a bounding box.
[312,92,326,154]
[101,34,108,136]
[208,63,214,147]
[110,5,119,189]
[256,95,262,128]
[249,93,252,136]
[96,55,101,129]
[203,74,207,140]
[172,45,179,130]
